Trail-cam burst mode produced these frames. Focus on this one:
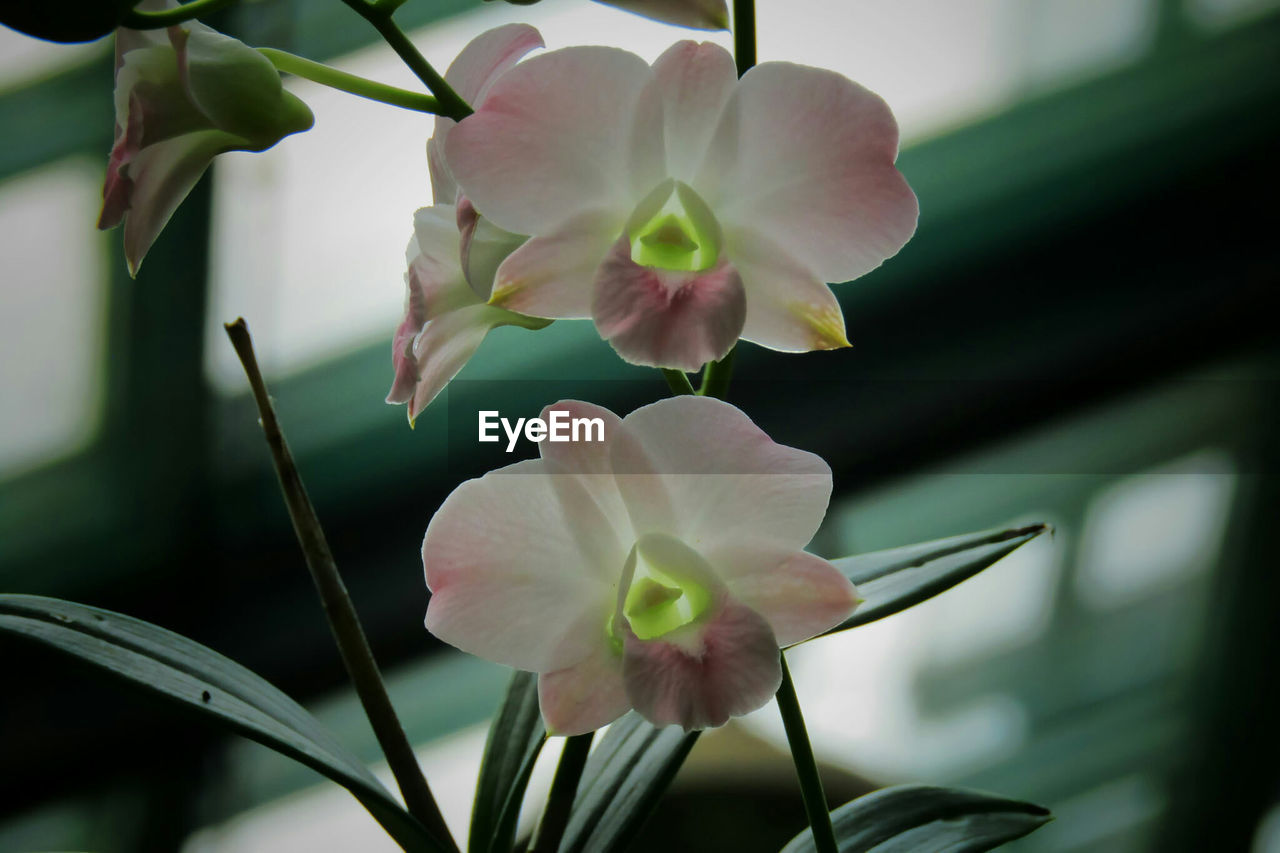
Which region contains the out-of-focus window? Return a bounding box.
[0,158,108,476]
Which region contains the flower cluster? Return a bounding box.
[92,0,918,734]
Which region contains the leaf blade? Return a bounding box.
[557,713,698,853]
[828,524,1049,633]
[469,670,547,853]
[780,784,1052,853]
[0,594,445,853]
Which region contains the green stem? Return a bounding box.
[339,0,472,122]
[661,368,696,396]
[259,49,442,114]
[120,0,238,28]
[697,346,736,399]
[732,0,757,78]
[776,653,838,853]
[528,732,594,853]
[224,319,459,853]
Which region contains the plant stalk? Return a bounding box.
[339,0,471,121]
[121,0,237,28]
[224,319,458,853]
[661,368,697,396]
[776,653,838,853]
[259,48,441,113]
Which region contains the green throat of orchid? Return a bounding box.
[611,533,717,645]
[627,180,721,273]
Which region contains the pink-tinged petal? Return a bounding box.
[121,128,238,275]
[99,91,147,230]
[403,303,533,423]
[389,205,547,420]
[725,224,850,352]
[592,0,729,30]
[423,459,618,672]
[457,196,527,302]
[592,237,745,371]
[537,400,623,475]
[650,41,736,183]
[610,395,831,549]
[489,207,622,319]
[696,62,918,285]
[622,596,780,730]
[446,46,655,236]
[429,24,545,202]
[539,639,630,736]
[443,23,545,109]
[704,543,858,646]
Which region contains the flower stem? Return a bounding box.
[224,319,458,853]
[697,346,736,399]
[661,368,697,396]
[776,653,838,853]
[528,732,594,853]
[732,0,757,78]
[339,0,472,122]
[120,0,238,28]
[259,49,442,113]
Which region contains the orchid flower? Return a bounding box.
[422,396,859,733]
[445,40,919,371]
[386,205,549,425]
[98,1,312,275]
[387,24,551,423]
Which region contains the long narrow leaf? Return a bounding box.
[469,670,546,853]
[828,524,1049,633]
[557,713,698,853]
[0,594,444,853]
[780,784,1052,852]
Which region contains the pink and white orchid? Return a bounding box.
[422,395,859,733]
[99,2,312,275]
[388,24,551,423]
[386,205,549,425]
[592,0,729,30]
[445,40,919,371]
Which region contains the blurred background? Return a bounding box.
[1,0,1278,850]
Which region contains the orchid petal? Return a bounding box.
[622,596,780,730]
[489,207,622,319]
[121,128,238,275]
[704,543,858,646]
[430,23,545,202]
[538,640,629,736]
[457,196,527,302]
[610,395,831,550]
[446,46,656,235]
[726,224,850,352]
[650,40,736,183]
[423,459,617,672]
[592,236,745,371]
[697,62,919,285]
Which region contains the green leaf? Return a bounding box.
[828,524,1050,634]
[469,670,546,853]
[0,594,445,853]
[557,712,699,853]
[780,784,1052,852]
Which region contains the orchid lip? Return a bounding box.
[613,533,717,642]
[626,180,721,273]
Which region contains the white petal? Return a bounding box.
[696,62,918,285]
[423,459,619,672]
[489,207,622,319]
[650,40,737,183]
[610,396,831,551]
[538,640,630,735]
[445,46,655,236]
